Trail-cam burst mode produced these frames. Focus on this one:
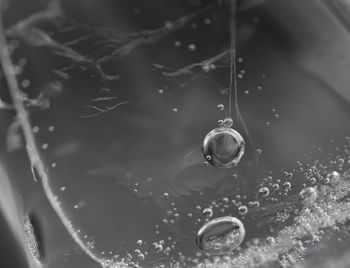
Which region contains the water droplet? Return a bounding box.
[256,148,262,154]
[158,89,164,94]
[172,108,178,113]
[202,127,245,168]
[196,216,245,255]
[258,187,270,198]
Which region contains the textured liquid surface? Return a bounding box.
[2,0,350,267]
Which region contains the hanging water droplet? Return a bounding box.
[202,127,245,168]
[196,216,245,255]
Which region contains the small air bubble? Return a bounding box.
[217,104,225,111]
[74,201,85,210]
[174,41,181,47]
[32,126,40,133]
[258,187,270,198]
[203,18,212,25]
[238,205,248,215]
[21,79,31,88]
[188,44,196,51]
[41,143,48,150]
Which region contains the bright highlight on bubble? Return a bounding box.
[196,216,245,255]
[202,120,245,168]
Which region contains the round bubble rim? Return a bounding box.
[196,216,246,254]
[202,126,245,168]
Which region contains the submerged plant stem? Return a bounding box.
[0,12,106,267]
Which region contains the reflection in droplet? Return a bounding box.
[202,127,245,168]
[196,216,245,255]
